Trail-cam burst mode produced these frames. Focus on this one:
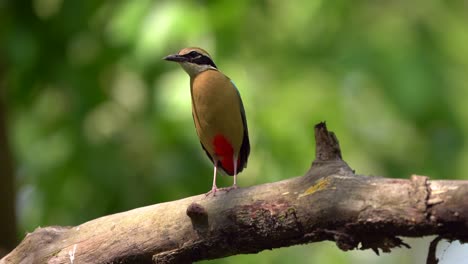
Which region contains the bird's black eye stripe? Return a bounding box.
[184,52,217,68]
[193,55,217,68]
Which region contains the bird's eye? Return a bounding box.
[188,51,200,57]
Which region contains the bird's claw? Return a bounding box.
[222,184,238,192]
[205,185,238,197]
[205,186,218,197]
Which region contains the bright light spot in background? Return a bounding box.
[83,66,147,144]
[111,69,147,114]
[106,0,152,47]
[134,2,179,62]
[33,0,63,19]
[134,2,214,65]
[83,101,130,144]
[155,70,191,122]
[105,0,216,66]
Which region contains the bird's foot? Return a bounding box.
[205,184,238,197]
[222,184,238,192]
[205,186,219,197]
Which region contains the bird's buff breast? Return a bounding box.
[190,71,244,157]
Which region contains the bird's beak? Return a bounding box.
[163,54,188,63]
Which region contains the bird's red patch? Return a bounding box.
[213,134,238,175]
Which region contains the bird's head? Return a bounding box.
[164,47,218,77]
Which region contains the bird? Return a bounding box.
[164,47,250,196]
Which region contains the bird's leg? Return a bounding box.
[212,164,218,192]
[232,155,238,189]
[225,156,239,192]
[205,164,218,197]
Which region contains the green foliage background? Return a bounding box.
[1,0,468,263]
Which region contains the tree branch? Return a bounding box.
[2,122,467,264]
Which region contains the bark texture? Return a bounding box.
[1,123,467,264]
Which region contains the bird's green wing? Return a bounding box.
[230,80,250,171]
